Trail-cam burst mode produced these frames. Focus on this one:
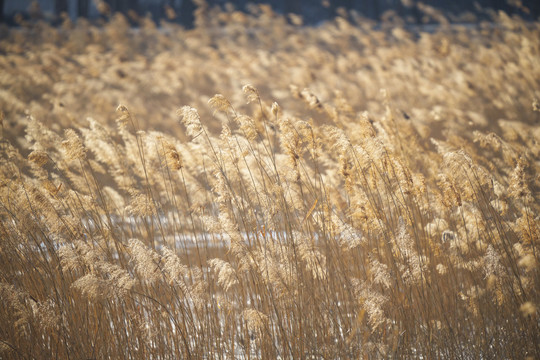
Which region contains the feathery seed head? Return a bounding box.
[160,138,183,170]
[243,84,260,104]
[128,238,161,283]
[62,129,87,161]
[126,191,157,217]
[161,247,189,285]
[520,302,537,317]
[243,308,268,334]
[209,258,238,291]
[300,88,323,110]
[116,104,131,128]
[508,157,532,202]
[484,245,504,278]
[208,94,233,115]
[177,106,203,137]
[518,253,536,272]
[271,102,280,118]
[436,263,447,275]
[28,150,49,167]
[533,98,540,112]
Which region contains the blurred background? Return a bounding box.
[1,0,539,27]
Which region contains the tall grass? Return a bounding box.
[0,5,539,359]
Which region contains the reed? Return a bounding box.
[0,5,538,359]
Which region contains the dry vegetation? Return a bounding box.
[0,4,539,359]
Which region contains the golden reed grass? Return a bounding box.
[0,4,539,359]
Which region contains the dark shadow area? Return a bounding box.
[0,0,539,27]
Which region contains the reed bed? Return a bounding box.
[0,5,539,359]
